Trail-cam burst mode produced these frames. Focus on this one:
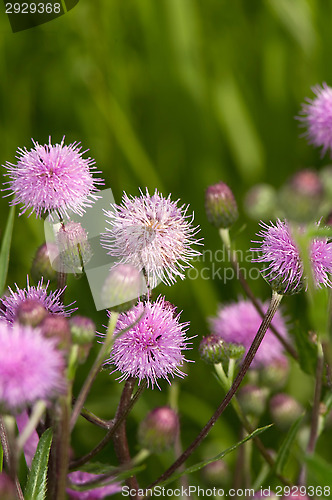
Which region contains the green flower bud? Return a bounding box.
[205,182,238,229]
[31,243,57,283]
[138,407,179,453]
[16,299,48,327]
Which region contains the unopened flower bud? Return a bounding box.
[31,243,58,283]
[279,169,324,222]
[41,315,71,350]
[238,385,268,418]
[56,222,92,274]
[0,473,16,500]
[138,407,179,453]
[244,184,277,220]
[259,357,289,391]
[70,316,96,364]
[205,182,238,229]
[202,460,230,485]
[15,299,48,327]
[101,264,145,312]
[269,393,303,430]
[199,335,245,365]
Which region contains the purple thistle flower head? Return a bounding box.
[105,296,192,389]
[209,299,289,369]
[0,323,65,412]
[2,137,104,219]
[0,276,76,324]
[298,83,332,156]
[67,471,122,499]
[100,189,202,288]
[252,219,332,293]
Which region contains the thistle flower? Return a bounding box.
[67,471,122,499]
[101,189,202,288]
[105,296,192,388]
[298,83,332,156]
[252,219,332,293]
[0,276,76,324]
[2,137,104,219]
[209,299,288,369]
[0,323,65,412]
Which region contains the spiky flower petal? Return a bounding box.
[2,137,104,218]
[67,471,122,499]
[0,276,76,324]
[209,299,289,369]
[105,296,192,388]
[101,189,202,288]
[0,323,65,412]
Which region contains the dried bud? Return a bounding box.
[279,169,324,222]
[16,299,48,327]
[199,335,245,365]
[31,243,57,283]
[41,315,71,350]
[101,263,145,312]
[138,407,179,453]
[244,184,277,220]
[259,357,289,391]
[205,182,238,229]
[238,385,268,418]
[269,393,303,430]
[0,474,16,500]
[56,222,92,274]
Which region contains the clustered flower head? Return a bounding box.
[101,188,202,288]
[252,219,332,294]
[67,471,122,499]
[105,296,192,388]
[0,276,76,324]
[2,137,104,219]
[298,82,332,156]
[0,323,65,412]
[209,299,288,369]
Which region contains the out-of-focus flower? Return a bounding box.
[298,83,332,156]
[55,221,92,273]
[0,473,16,500]
[67,471,122,499]
[269,393,304,430]
[101,263,146,312]
[0,276,76,324]
[105,296,192,388]
[209,299,288,369]
[252,219,332,294]
[138,407,179,453]
[101,189,202,288]
[244,184,277,221]
[2,137,104,219]
[31,243,58,283]
[0,323,65,412]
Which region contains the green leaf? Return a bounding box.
[159,424,272,487]
[273,413,305,475]
[77,461,145,482]
[0,206,15,296]
[305,454,332,489]
[292,324,317,376]
[24,428,53,500]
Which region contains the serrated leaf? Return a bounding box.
[292,324,317,376]
[274,413,305,475]
[159,424,272,487]
[24,428,53,500]
[0,206,15,296]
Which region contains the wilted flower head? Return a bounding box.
[2,137,104,218]
[0,323,65,412]
[298,83,332,156]
[67,471,122,499]
[209,299,288,369]
[252,219,332,294]
[101,189,202,288]
[105,296,192,388]
[0,276,76,324]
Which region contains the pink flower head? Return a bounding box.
[101,189,202,288]
[252,219,332,294]
[298,83,332,156]
[209,299,288,369]
[105,296,192,388]
[0,276,76,324]
[67,471,122,499]
[2,137,104,219]
[0,323,65,412]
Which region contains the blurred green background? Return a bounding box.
[1,0,332,493]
